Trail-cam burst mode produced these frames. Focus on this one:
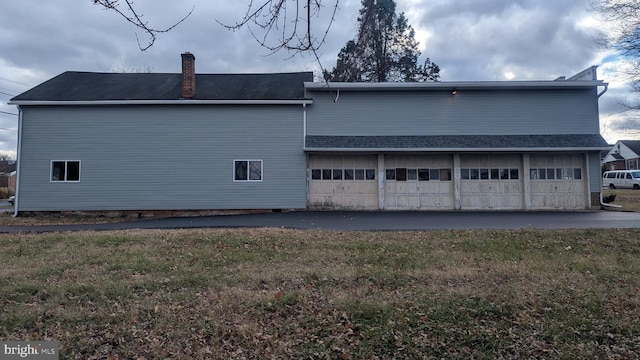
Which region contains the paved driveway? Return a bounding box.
[1,210,640,233]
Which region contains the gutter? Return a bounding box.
[303,147,613,152]
[8,99,314,106]
[13,106,23,217]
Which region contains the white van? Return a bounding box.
[603,170,640,189]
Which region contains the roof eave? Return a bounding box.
[304,147,612,152]
[304,80,607,91]
[8,99,314,106]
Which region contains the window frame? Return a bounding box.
[233,159,263,182]
[50,160,81,183]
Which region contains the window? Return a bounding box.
[463,168,518,180]
[51,161,81,182]
[551,168,582,180]
[407,169,417,180]
[344,169,354,180]
[366,169,376,180]
[440,169,452,181]
[234,160,262,181]
[313,168,376,181]
[430,169,441,181]
[547,168,555,179]
[419,169,430,181]
[538,168,547,180]
[396,168,407,181]
[386,169,396,180]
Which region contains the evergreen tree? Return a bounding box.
[325,0,440,82]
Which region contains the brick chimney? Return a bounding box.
[181,52,195,98]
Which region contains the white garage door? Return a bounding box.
[384,154,454,210]
[529,154,586,209]
[308,155,378,210]
[460,154,523,210]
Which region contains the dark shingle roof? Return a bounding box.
[620,140,640,156]
[11,71,313,101]
[305,134,610,150]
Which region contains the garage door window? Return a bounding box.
[462,168,518,180]
[388,168,451,181]
[312,168,376,180]
[531,168,581,180]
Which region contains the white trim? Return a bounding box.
[8,99,314,106]
[304,80,606,91]
[50,160,82,183]
[233,159,264,182]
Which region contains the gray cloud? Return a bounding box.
[0,0,637,156]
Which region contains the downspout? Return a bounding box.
[601,191,622,208]
[596,84,619,208]
[13,106,23,217]
[303,103,307,149]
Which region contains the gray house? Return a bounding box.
[9,53,609,213]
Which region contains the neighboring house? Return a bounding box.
[603,140,640,170]
[9,53,609,213]
[0,160,17,188]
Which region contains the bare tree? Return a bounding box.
[592,0,640,91]
[93,0,194,51]
[219,0,340,55]
[94,0,339,56]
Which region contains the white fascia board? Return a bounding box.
[304,80,606,91]
[304,147,612,152]
[8,99,314,106]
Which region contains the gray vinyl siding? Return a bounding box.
[588,151,602,193]
[17,105,305,211]
[306,89,599,136]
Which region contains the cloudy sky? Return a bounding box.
[1,0,639,158]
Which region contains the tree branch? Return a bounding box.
[93,0,194,51]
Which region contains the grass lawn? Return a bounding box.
[1,228,639,359]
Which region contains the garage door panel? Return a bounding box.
[384,155,454,210]
[460,154,523,210]
[309,155,378,210]
[529,154,586,209]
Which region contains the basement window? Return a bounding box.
[234,160,263,182]
[51,160,81,182]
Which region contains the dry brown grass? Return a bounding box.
[1,228,639,359]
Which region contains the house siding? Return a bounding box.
[305,88,599,136]
[17,105,306,211]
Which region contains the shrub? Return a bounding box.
[0,187,15,199]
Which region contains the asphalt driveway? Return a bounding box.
[1,210,640,233]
